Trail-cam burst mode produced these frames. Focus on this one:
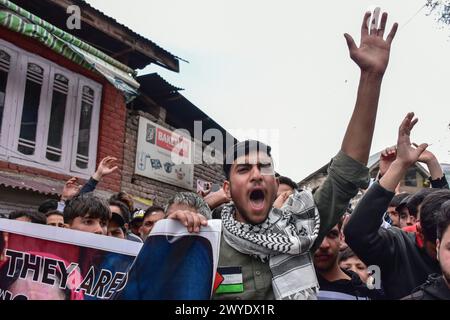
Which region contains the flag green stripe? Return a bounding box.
[216,284,244,294]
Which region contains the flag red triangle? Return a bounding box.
[213,272,224,292]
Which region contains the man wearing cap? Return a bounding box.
[167,11,399,300]
[396,194,415,228]
[108,200,143,242]
[129,209,145,237]
[384,193,410,228]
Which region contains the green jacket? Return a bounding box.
[213,151,369,300]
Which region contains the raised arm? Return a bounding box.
[313,12,398,248]
[345,113,428,268]
[341,12,398,164]
[79,156,119,195]
[414,144,449,188]
[379,113,428,191]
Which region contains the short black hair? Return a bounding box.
[437,200,450,241]
[407,188,439,219]
[9,211,47,225]
[420,190,450,243]
[143,206,165,220]
[109,199,131,224]
[38,199,58,214]
[396,195,413,214]
[63,193,110,225]
[339,247,357,263]
[45,210,63,218]
[389,193,410,208]
[223,140,272,180]
[278,176,298,191]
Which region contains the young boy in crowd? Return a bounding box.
[63,194,110,235]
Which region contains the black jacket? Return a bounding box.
[402,274,450,300]
[317,269,384,300]
[344,182,440,300]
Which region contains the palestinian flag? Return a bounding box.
[215,267,244,294]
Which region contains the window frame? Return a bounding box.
[0,38,102,178]
[70,78,102,175]
[11,53,51,162]
[0,45,19,156]
[40,66,78,171]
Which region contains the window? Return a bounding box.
[17,62,45,156]
[444,165,450,182]
[404,167,418,187]
[0,47,17,156]
[71,81,101,174]
[46,73,69,162]
[0,39,102,177]
[0,50,11,135]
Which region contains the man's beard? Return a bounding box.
[232,200,270,225]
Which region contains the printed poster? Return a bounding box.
[135,117,194,190]
[0,218,221,300]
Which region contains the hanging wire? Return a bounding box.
[399,2,428,31]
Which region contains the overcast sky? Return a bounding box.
[87,0,450,182]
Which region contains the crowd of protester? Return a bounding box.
[1,10,450,300]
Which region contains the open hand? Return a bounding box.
[344,12,398,75]
[93,156,118,180]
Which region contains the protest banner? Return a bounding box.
[0,219,142,300]
[118,219,222,300]
[0,218,221,300]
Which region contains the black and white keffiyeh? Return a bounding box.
[221,190,321,300]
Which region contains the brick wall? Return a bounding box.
[0,26,125,194]
[0,27,225,204]
[0,160,74,182]
[122,109,226,207]
[95,84,126,193]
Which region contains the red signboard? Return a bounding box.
[156,128,190,158]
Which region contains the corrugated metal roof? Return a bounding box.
[0,171,64,196]
[137,73,183,99]
[76,0,182,64]
[10,0,181,71]
[0,170,155,209]
[298,163,328,185]
[300,150,432,186]
[368,152,381,169]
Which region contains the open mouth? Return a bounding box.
[249,189,265,211]
[314,254,331,262]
